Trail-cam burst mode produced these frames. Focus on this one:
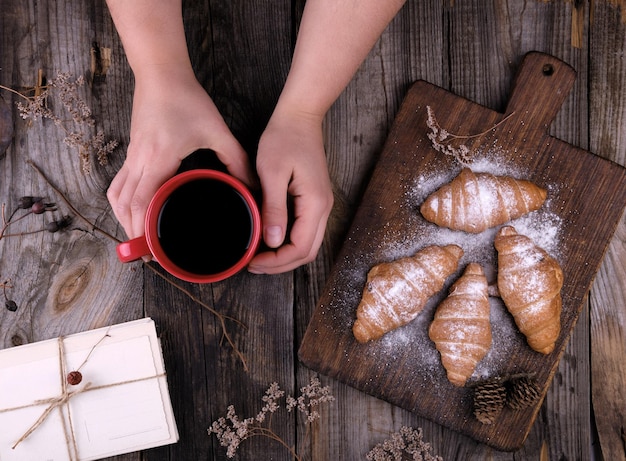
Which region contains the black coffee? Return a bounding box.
[157,178,253,275]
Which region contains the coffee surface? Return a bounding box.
[157,178,253,274]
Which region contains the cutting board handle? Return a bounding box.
[504,52,576,136]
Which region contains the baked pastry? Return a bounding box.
[420,168,547,233]
[429,263,492,386]
[494,226,563,354]
[353,244,463,343]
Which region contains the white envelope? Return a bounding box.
[0,318,178,461]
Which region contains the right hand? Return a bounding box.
[248,108,334,274]
[107,68,256,240]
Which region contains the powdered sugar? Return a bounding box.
[335,148,566,385]
[511,203,563,259]
[407,155,563,265]
[315,139,568,402]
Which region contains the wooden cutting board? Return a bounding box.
[299,52,626,451]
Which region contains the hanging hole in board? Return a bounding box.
[542,64,554,76]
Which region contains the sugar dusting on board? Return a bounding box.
[327,145,566,388]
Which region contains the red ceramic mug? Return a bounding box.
[116,169,261,283]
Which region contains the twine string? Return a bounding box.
[11,337,87,458]
[5,330,165,459]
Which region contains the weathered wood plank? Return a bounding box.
[443,2,595,459]
[590,220,626,461]
[589,3,626,461]
[141,1,297,460]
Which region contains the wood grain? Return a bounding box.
[589,4,626,461]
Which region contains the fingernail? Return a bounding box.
[264,226,283,248]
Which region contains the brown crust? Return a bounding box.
[420,168,547,233]
[494,226,563,354]
[429,263,492,386]
[353,244,464,343]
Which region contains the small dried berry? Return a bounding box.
[5,300,18,312]
[46,215,73,233]
[18,196,42,209]
[67,371,83,385]
[46,221,60,233]
[31,200,46,214]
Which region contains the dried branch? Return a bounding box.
[27,160,120,243]
[145,264,249,372]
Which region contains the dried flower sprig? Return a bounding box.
[0,71,118,173]
[426,105,514,166]
[286,376,335,423]
[208,377,335,460]
[366,426,443,461]
[426,106,472,164]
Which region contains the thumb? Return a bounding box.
[259,174,290,248]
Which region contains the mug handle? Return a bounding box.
[116,236,151,263]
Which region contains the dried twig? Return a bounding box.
[145,264,249,372]
[0,197,60,241]
[2,278,18,312]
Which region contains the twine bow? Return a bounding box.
[11,337,89,458]
[2,330,165,460]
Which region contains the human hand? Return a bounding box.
[107,68,255,240]
[248,110,334,274]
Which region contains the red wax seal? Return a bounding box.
[67,371,83,385]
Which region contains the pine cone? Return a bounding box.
[472,378,507,424]
[507,376,541,410]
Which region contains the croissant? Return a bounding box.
[494,226,563,354]
[429,263,492,387]
[420,168,547,233]
[353,244,463,343]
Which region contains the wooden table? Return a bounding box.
[1,1,624,460]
